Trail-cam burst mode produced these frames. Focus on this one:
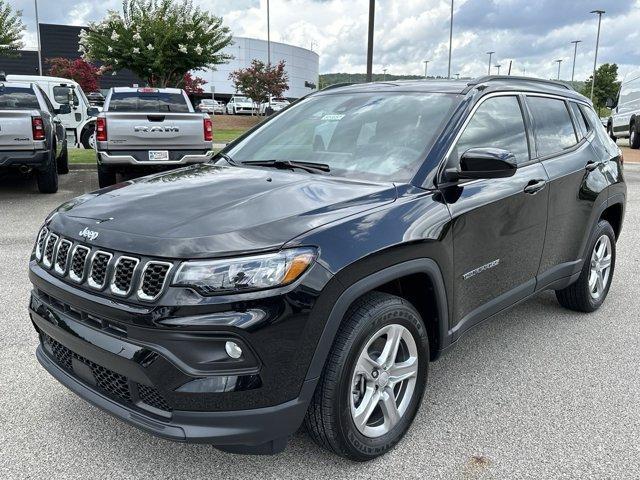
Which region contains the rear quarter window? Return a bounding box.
[107,91,190,112]
[527,96,577,157]
[0,86,40,110]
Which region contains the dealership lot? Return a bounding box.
[1,166,639,479]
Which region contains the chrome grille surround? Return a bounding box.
[69,245,91,283]
[137,261,173,302]
[87,251,113,290]
[110,256,140,297]
[35,226,49,261]
[42,233,59,269]
[54,239,73,275]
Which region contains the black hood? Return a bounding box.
[49,164,397,258]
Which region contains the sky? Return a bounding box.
[11,0,640,81]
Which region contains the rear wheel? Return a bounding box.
[607,121,616,141]
[629,122,640,149]
[97,161,117,188]
[81,124,96,150]
[304,292,429,461]
[36,149,59,193]
[57,141,69,174]
[556,220,616,312]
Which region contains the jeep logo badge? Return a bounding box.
[78,227,99,241]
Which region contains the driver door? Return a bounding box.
[441,94,549,335]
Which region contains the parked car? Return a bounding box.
[7,74,99,149]
[606,71,640,148]
[0,75,70,193]
[28,77,625,460]
[197,98,224,114]
[226,95,256,115]
[86,91,105,108]
[95,87,214,187]
[259,98,290,115]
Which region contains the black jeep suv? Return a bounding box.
[28,77,626,461]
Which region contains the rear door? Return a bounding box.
[442,94,549,333]
[526,95,609,287]
[0,86,39,151]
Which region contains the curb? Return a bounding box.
[70,163,97,170]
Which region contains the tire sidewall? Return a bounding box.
[334,304,429,459]
[584,221,616,310]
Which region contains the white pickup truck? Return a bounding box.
[95,87,214,187]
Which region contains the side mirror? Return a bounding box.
[56,104,71,115]
[605,98,616,109]
[446,148,518,181]
[87,107,100,117]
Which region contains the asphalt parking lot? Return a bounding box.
[1,166,639,479]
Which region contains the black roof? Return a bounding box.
[317,75,589,103]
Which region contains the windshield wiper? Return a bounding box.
[214,152,240,166]
[242,159,331,174]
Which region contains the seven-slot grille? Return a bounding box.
[34,226,173,302]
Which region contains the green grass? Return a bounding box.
[69,148,96,164]
[213,128,248,143]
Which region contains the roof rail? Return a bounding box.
[466,75,573,91]
[320,82,355,91]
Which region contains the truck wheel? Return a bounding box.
[81,124,96,150]
[97,162,117,188]
[304,292,429,461]
[37,150,59,194]
[57,141,69,174]
[556,220,616,312]
[629,122,640,149]
[607,121,616,141]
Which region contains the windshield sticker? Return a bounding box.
[321,114,345,121]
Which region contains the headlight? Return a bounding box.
[173,248,317,295]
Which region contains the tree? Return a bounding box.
[79,0,233,87]
[582,63,621,115]
[229,60,289,114]
[181,72,207,94]
[0,0,25,57]
[47,58,103,92]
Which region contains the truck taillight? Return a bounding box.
[204,117,213,142]
[32,117,45,141]
[96,117,107,142]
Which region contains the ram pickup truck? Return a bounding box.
[0,76,71,193]
[95,87,214,187]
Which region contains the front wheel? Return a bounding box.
[607,122,617,141]
[57,141,69,174]
[304,292,429,461]
[556,220,616,312]
[97,162,117,188]
[81,124,96,150]
[629,123,640,149]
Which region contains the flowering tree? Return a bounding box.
[79,0,233,87]
[181,72,207,94]
[47,58,103,92]
[229,60,289,113]
[0,0,25,57]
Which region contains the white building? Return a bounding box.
[201,36,320,100]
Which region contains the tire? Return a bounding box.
[607,121,616,141]
[80,124,96,150]
[97,161,117,188]
[555,220,616,312]
[629,122,640,149]
[57,141,69,174]
[36,149,59,194]
[304,291,429,461]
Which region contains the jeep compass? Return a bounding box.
[28,77,626,461]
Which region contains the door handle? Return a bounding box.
[585,160,600,171]
[524,179,547,194]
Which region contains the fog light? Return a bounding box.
[225,341,243,359]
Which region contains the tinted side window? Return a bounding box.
[569,102,590,138]
[453,96,529,165]
[527,96,577,157]
[0,87,40,110]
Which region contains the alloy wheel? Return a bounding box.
[349,324,419,438]
[589,234,612,300]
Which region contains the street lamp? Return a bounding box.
[34,0,42,75]
[555,59,563,80]
[486,51,495,76]
[423,60,430,78]
[570,40,582,82]
[382,68,387,81]
[495,64,501,75]
[366,0,375,82]
[590,10,605,101]
[447,0,454,79]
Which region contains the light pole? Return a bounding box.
[486,51,494,75]
[266,0,271,109]
[495,64,501,75]
[366,0,375,82]
[570,40,581,82]
[555,59,563,80]
[423,60,429,78]
[34,0,42,75]
[590,9,605,101]
[382,68,387,81]
[447,0,454,79]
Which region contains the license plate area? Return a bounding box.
[149,150,169,161]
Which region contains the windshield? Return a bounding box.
[107,91,190,112]
[225,92,457,182]
[0,86,39,110]
[234,97,249,102]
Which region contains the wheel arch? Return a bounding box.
[600,199,625,239]
[304,258,449,383]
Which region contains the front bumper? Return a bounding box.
[0,149,49,168]
[97,149,214,166]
